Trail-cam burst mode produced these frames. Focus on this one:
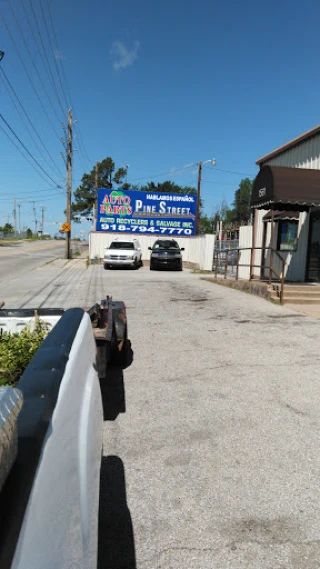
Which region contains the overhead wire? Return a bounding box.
[0,67,64,179]
[45,0,92,168]
[28,0,66,118]
[0,111,64,191]
[203,164,256,177]
[127,164,196,182]
[0,9,62,142]
[38,0,69,112]
[8,0,65,125]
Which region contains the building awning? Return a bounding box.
[251,165,320,210]
[262,210,300,221]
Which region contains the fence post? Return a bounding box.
[236,250,239,281]
[224,251,229,279]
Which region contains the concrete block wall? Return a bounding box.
[89,232,215,271]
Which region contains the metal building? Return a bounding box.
[251,125,320,282]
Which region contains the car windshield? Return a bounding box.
[153,240,180,250]
[109,242,134,250]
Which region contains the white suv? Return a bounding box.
[104,239,142,269]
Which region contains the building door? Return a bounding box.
[307,215,320,281]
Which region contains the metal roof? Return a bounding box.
[262,210,300,221]
[251,165,320,209]
[256,125,320,165]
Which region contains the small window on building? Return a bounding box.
[277,220,298,251]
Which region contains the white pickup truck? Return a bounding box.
[0,298,130,569]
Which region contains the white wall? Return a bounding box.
[12,313,103,569]
[89,231,215,271]
[239,211,310,282]
[238,226,252,280]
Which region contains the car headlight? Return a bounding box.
[127,255,134,259]
[105,254,112,259]
[151,252,159,257]
[173,254,181,258]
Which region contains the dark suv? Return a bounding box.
[148,239,184,271]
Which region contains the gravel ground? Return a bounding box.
[3,260,320,568]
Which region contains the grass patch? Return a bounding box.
[72,251,81,257]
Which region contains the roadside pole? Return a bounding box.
[196,161,202,235]
[65,109,72,259]
[94,161,98,231]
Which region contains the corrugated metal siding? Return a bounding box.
[263,134,320,169]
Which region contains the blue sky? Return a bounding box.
[0,0,320,236]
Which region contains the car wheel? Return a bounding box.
[150,263,154,270]
[104,263,109,270]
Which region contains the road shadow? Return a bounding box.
[99,340,133,421]
[98,456,137,569]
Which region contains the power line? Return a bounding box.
[0,9,62,142]
[0,111,64,191]
[28,0,66,118]
[127,164,196,182]
[45,0,92,167]
[0,187,63,197]
[203,165,256,177]
[8,0,64,124]
[38,0,69,112]
[0,192,64,202]
[0,67,64,179]
[201,179,240,187]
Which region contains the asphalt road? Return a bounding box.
[0,240,66,288]
[2,258,320,568]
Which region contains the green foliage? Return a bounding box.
[0,223,14,235]
[71,157,128,218]
[231,178,253,225]
[0,320,50,387]
[139,180,196,194]
[26,228,33,238]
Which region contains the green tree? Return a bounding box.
[139,180,196,194]
[26,228,33,238]
[71,157,128,218]
[231,178,253,225]
[2,223,14,235]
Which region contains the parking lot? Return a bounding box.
[3,258,320,568]
[93,265,320,569]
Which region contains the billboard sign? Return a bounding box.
[97,188,196,236]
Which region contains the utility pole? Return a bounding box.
[40,205,46,234]
[13,198,17,238]
[30,201,37,234]
[94,161,99,231]
[65,108,72,259]
[196,161,203,235]
[17,203,21,233]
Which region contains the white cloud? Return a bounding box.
[111,40,140,71]
[54,49,65,61]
